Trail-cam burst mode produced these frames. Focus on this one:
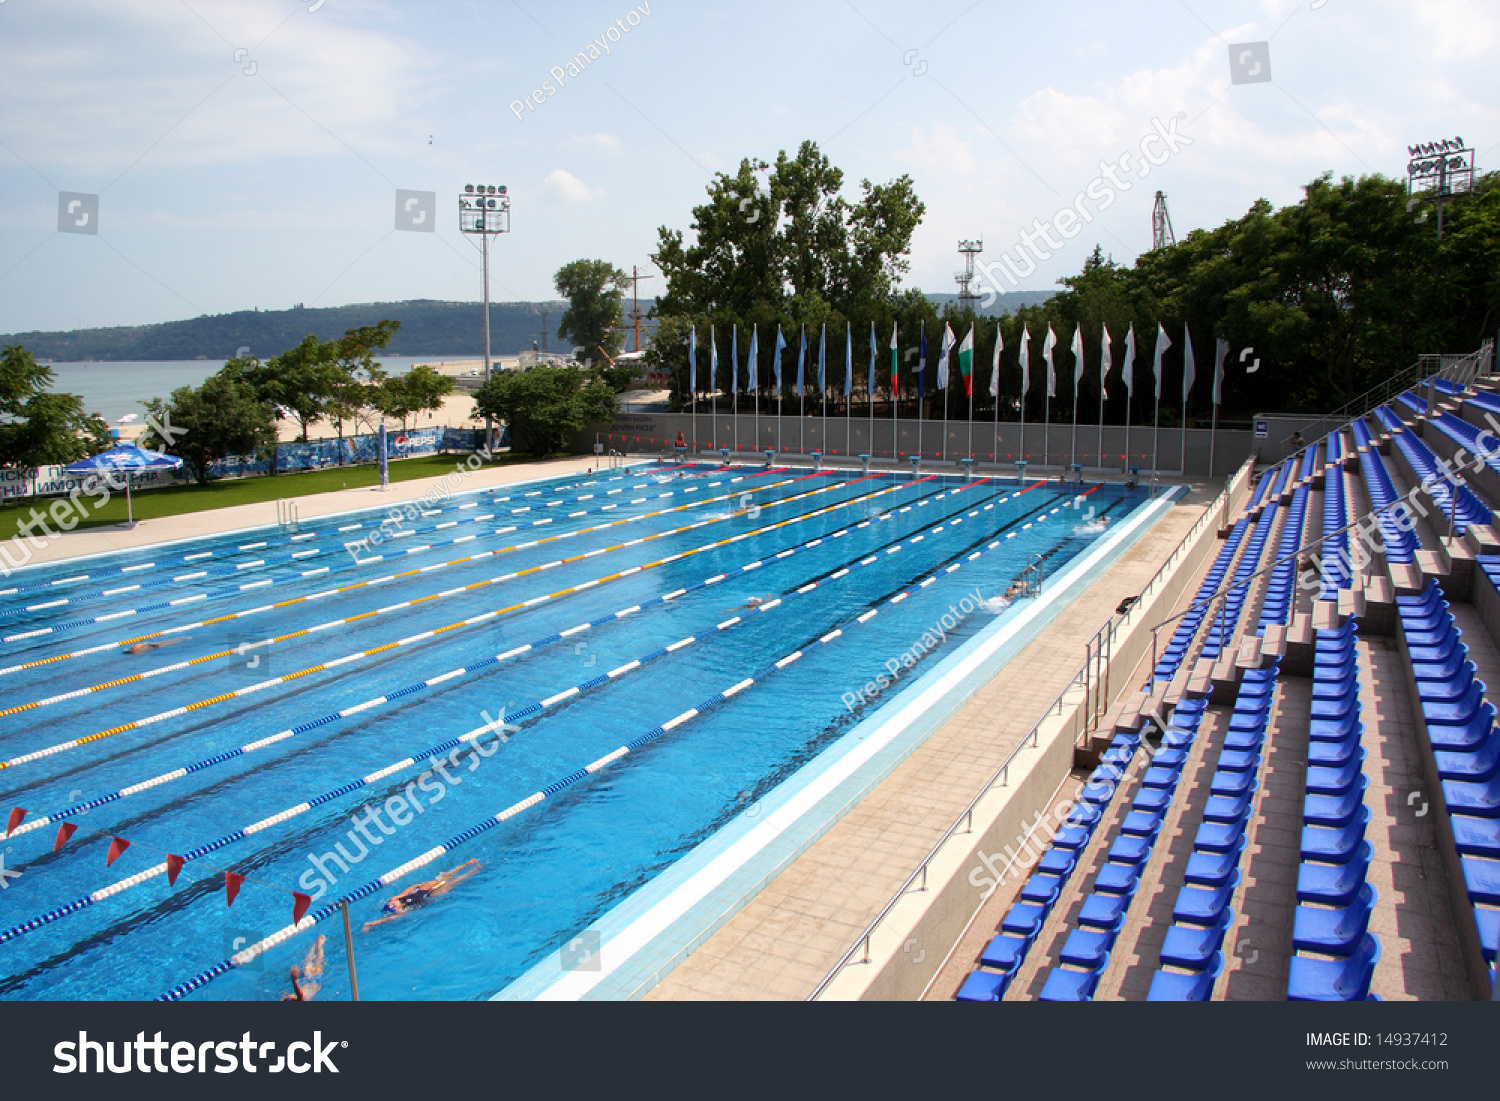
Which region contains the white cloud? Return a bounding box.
[567,133,623,154]
[544,168,598,203]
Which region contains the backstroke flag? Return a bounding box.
[1019,323,1031,397]
[1153,322,1172,401]
[1071,323,1085,388]
[1123,322,1136,396]
[796,325,806,396]
[1042,325,1057,398]
[747,323,759,390]
[1182,322,1195,402]
[937,323,955,390]
[1100,323,1112,394]
[688,326,697,393]
[773,325,786,389]
[957,325,974,396]
[990,322,1003,397]
[1213,337,1229,406]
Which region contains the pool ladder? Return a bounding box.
[275,498,300,533]
[1019,553,1045,596]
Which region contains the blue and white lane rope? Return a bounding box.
[0,474,923,770]
[0,481,1034,943]
[154,482,1086,1000]
[1,480,983,841]
[0,469,833,649]
[0,464,675,598]
[0,468,790,625]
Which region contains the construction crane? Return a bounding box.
[955,239,983,311]
[1152,191,1176,250]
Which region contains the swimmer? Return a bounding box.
[363,860,481,931]
[123,637,190,656]
[1003,581,1026,599]
[279,935,327,1001]
[738,596,765,611]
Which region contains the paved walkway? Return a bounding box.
[646,483,1217,1001]
[6,455,605,570]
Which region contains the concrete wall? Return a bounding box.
[579,412,1256,479]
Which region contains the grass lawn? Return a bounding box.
[0,453,540,540]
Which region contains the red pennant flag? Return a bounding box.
[292,892,312,924]
[165,854,185,886]
[106,837,131,867]
[225,871,245,907]
[53,822,78,851]
[5,808,24,837]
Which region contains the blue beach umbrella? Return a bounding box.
[64,442,184,526]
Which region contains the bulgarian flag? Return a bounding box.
[958,325,975,396]
[890,321,899,392]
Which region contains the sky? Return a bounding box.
[1,0,1496,336]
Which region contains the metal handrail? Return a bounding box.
[805,455,1253,1000]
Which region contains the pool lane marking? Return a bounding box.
[0,468,790,625]
[0,481,1025,942]
[0,475,927,769]
[154,480,1084,999]
[1,469,830,652]
[0,465,690,599]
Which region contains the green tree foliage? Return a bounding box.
[374,364,454,430]
[249,335,340,441]
[138,362,278,485]
[0,344,110,468]
[472,367,617,456]
[328,320,402,438]
[555,260,630,364]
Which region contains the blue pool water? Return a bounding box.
[0,462,1154,1000]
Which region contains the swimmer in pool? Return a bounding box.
[739,596,765,610]
[363,860,481,931]
[1003,582,1026,600]
[279,935,327,1001]
[123,637,190,655]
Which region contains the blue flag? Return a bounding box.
[844,323,853,396]
[818,324,826,393]
[918,322,927,398]
[688,326,697,393]
[731,325,738,394]
[710,325,718,392]
[796,325,806,396]
[747,324,759,390]
[773,325,786,389]
[868,320,876,396]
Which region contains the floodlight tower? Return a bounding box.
[1407,137,1474,241]
[459,183,511,444]
[956,239,983,311]
[1152,191,1175,250]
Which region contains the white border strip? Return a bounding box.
[519,485,1181,1000]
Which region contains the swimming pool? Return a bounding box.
[0,462,1159,1000]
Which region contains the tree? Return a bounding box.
[374,365,453,430]
[555,259,629,364]
[249,334,340,441]
[0,344,110,469]
[138,361,278,485]
[328,320,402,440]
[472,367,617,456]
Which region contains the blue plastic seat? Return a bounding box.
[1194,817,1249,853]
[1462,857,1500,905]
[1107,835,1154,865]
[1308,733,1363,768]
[1434,731,1500,783]
[1052,824,1091,850]
[1077,893,1130,931]
[1038,959,1108,1001]
[1021,874,1065,909]
[1037,847,1079,879]
[1304,780,1368,828]
[1066,803,1103,829]
[1451,815,1500,859]
[1305,757,1366,796]
[1120,809,1166,837]
[1310,695,1357,720]
[1094,864,1141,896]
[1146,953,1224,1000]
[1301,808,1371,864]
[1297,843,1373,907]
[1058,928,1114,970]
[1443,774,1500,818]
[1160,729,1195,751]
[1293,883,1375,956]
[1308,716,1362,742]
[1411,647,1471,682]
[1204,788,1257,823]
[1173,872,1241,925]
[1418,667,1480,705]
[1223,728,1268,751]
[1477,908,1499,962]
[1150,748,1189,769]
[1140,765,1183,789]
[1217,749,1261,772]
[1079,778,1117,805]
[1001,903,1047,939]
[1211,769,1259,797]
[1287,934,1381,1001]
[1184,836,1248,887]
[979,933,1031,973]
[1427,698,1493,745]
[955,969,1012,1001]
[1160,910,1232,970]
[1133,787,1174,814]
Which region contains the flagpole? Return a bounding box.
[732,325,739,456]
[917,321,925,462]
[891,321,899,464]
[690,326,697,460]
[868,324,875,462]
[967,370,975,459]
[942,369,949,464]
[1098,326,1107,471]
[992,326,1000,469]
[753,325,760,456]
[1208,400,1219,478]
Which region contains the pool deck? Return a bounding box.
[6,455,604,570]
[643,479,1220,1001]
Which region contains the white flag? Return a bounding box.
[1019,324,1031,397]
[1071,323,1085,388]
[1100,323,1112,394]
[1181,322,1195,403]
[938,323,955,390]
[1042,325,1057,398]
[1123,322,1136,396]
[990,322,1003,397]
[1213,338,1229,406]
[1152,322,1171,401]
